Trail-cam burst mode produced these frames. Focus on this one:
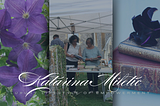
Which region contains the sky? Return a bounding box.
[113,0,160,49]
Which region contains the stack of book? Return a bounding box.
[113,39,160,94]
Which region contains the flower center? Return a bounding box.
[21,73,28,80]
[23,42,29,49]
[22,12,29,19]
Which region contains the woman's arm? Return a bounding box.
[78,46,82,56]
[64,43,74,58]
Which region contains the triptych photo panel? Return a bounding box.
[0,0,160,106]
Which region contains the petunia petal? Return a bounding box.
[9,18,27,38]
[17,49,37,72]
[27,14,48,34]
[0,9,11,29]
[29,44,43,57]
[0,30,23,47]
[24,33,41,44]
[132,15,144,33]
[0,66,19,87]
[13,82,35,104]
[4,0,25,17]
[142,7,157,21]
[26,0,44,15]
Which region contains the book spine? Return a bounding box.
[118,43,160,62]
[113,63,158,94]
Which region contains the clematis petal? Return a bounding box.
[31,67,49,87]
[0,30,23,47]
[29,44,43,57]
[4,0,25,17]
[0,66,20,87]
[9,18,27,38]
[17,49,37,72]
[13,82,35,104]
[8,45,24,62]
[0,9,11,29]
[27,14,48,34]
[26,0,44,15]
[24,33,41,44]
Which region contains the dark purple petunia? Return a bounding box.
[0,50,49,104]
[0,9,23,47]
[129,7,160,46]
[5,0,48,38]
[8,33,43,62]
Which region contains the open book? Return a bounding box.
[74,55,84,60]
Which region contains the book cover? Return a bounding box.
[118,39,160,62]
[113,48,160,94]
[74,54,85,60]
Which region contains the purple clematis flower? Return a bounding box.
[0,49,49,104]
[0,9,23,47]
[5,0,48,38]
[129,7,160,46]
[8,33,43,62]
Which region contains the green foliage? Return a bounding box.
[0,42,12,66]
[42,3,49,18]
[35,50,49,70]
[0,101,7,106]
[51,45,78,106]
[6,91,13,106]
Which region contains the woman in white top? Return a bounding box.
[64,35,81,92]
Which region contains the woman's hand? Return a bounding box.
[97,56,101,58]
[70,54,75,58]
[90,58,93,61]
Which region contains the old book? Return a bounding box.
[74,54,84,60]
[118,39,160,62]
[113,48,160,94]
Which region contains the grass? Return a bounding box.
[68,72,113,106]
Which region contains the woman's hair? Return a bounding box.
[86,38,94,45]
[69,35,79,44]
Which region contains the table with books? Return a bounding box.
[66,65,113,102]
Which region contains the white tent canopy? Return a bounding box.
[49,0,112,34]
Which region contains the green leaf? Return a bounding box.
[36,90,45,100]
[0,60,6,66]
[6,92,13,106]
[42,4,49,13]
[1,86,6,94]
[38,33,49,46]
[0,101,7,106]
